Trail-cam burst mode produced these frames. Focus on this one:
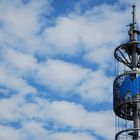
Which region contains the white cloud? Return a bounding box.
[44,17,83,55]
[51,132,97,140]
[21,121,49,140]
[0,94,23,121]
[0,0,52,95]
[0,65,36,94]
[20,98,114,139]
[0,0,51,38]
[19,98,114,139]
[21,121,97,140]
[37,59,89,93]
[78,70,113,103]
[21,120,97,140]
[41,100,115,139]
[0,124,97,140]
[37,59,113,103]
[43,3,129,69]
[0,0,52,56]
[3,48,37,75]
[0,95,114,140]
[0,125,21,140]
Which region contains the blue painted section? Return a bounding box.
[119,75,140,100]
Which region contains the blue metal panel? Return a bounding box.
[138,76,140,92]
[131,76,140,97]
[119,75,140,101]
[120,76,131,100]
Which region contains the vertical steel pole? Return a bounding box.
[132,5,138,68]
[134,103,140,140]
[131,5,140,140]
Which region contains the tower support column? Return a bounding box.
[134,102,140,140]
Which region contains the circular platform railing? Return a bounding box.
[115,128,140,140]
[114,41,140,69]
[113,71,140,120]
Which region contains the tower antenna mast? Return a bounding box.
[113,4,140,140]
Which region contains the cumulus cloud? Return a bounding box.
[0,125,21,140]
[3,48,37,72]
[37,59,112,103]
[0,124,96,140]
[0,65,36,94]
[0,0,51,37]
[0,0,52,56]
[3,96,115,139]
[44,17,83,55]
[0,94,114,139]
[43,3,130,69]
[50,132,97,140]
[37,59,89,93]
[43,100,114,139]
[78,70,113,102]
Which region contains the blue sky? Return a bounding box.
[0,0,140,140]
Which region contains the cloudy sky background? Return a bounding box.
[0,0,140,140]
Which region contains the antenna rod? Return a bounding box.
[132,5,138,68]
[132,5,137,41]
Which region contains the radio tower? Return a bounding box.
[113,5,140,140]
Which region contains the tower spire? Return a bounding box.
[131,5,138,68]
[129,5,140,41]
[132,5,137,41]
[113,5,140,140]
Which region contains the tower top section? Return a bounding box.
[114,5,140,69]
[128,5,140,41]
